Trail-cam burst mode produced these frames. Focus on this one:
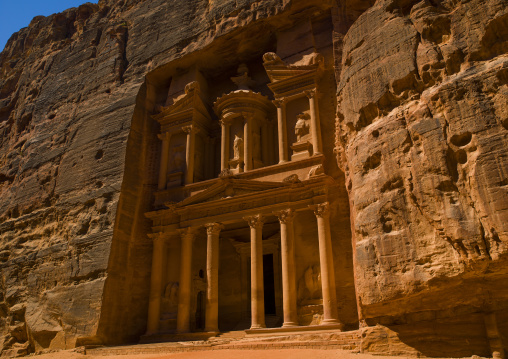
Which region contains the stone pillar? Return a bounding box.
[309,202,340,325]
[204,223,223,333]
[220,120,230,171]
[243,115,253,171]
[273,99,288,163]
[484,313,506,359]
[261,121,269,165]
[183,125,198,184]
[157,132,171,190]
[146,234,166,334]
[177,228,195,333]
[274,209,298,327]
[244,215,265,329]
[305,90,323,155]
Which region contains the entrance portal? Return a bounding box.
[263,254,276,316]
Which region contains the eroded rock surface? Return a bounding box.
[335,0,508,355]
[0,0,506,356]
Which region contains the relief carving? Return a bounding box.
[233,135,244,161]
[298,265,322,304]
[295,113,310,143]
[161,282,179,318]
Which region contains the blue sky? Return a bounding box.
[0,0,99,52]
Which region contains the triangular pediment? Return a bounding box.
[153,82,210,124]
[174,178,285,208]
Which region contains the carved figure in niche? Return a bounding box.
[171,145,186,172]
[161,282,179,317]
[295,113,310,142]
[231,63,255,90]
[233,135,244,161]
[297,265,321,304]
[193,269,207,292]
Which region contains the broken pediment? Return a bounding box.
[153,81,211,132]
[262,52,324,97]
[169,178,285,208]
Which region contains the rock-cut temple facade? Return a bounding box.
[144,51,355,337]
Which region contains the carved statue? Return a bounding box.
[171,145,185,171]
[231,63,255,90]
[233,135,244,160]
[297,265,322,304]
[295,113,310,142]
[161,282,179,317]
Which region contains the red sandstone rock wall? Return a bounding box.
[0,0,507,356]
[334,0,508,355]
[0,0,339,355]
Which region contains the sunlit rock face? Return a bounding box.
[0,0,506,357]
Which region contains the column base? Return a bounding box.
[320,319,344,331]
[250,324,267,330]
[321,319,344,328]
[278,160,289,164]
[282,322,299,328]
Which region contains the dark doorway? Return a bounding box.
[263,254,276,315]
[196,291,205,331]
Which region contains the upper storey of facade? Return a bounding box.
[150,14,338,208]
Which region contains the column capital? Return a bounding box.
[309,202,330,218]
[205,223,224,236]
[272,98,287,108]
[219,118,232,127]
[304,89,317,99]
[182,124,199,135]
[241,111,255,121]
[147,232,168,244]
[244,214,265,229]
[157,132,170,141]
[273,209,295,224]
[177,227,198,240]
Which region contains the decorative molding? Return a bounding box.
[273,209,295,224]
[205,222,224,236]
[243,214,265,229]
[309,202,329,218]
[177,227,198,240]
[182,124,199,134]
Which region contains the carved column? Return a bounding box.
[177,228,195,333]
[274,209,298,327]
[220,120,230,171]
[273,99,288,163]
[309,202,340,325]
[261,121,269,165]
[157,132,171,190]
[305,90,323,155]
[183,125,198,184]
[204,223,223,332]
[244,215,266,329]
[146,233,166,334]
[243,114,253,171]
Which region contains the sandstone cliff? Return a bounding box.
[0,0,506,357]
[335,0,508,355]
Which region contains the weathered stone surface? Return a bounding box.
[0,0,506,356]
[335,0,508,355]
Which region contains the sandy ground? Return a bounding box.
[31,349,408,359]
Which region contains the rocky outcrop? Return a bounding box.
[0,0,341,354]
[335,0,508,356]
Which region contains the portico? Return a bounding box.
[145,169,344,336]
